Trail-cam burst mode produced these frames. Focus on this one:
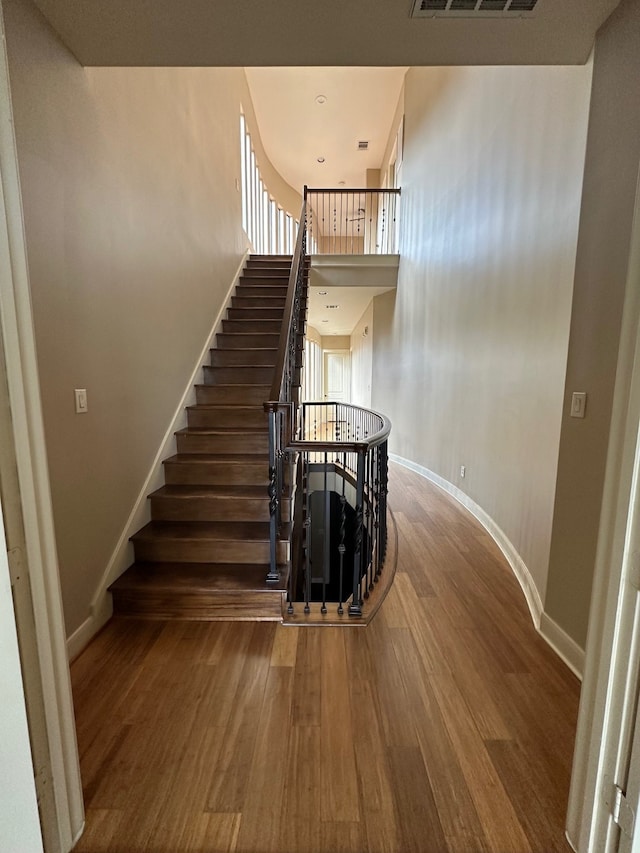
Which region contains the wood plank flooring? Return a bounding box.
[71,462,580,853]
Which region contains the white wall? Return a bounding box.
[350,300,374,408]
[372,64,592,609]
[3,0,263,636]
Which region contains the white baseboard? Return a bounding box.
[389,454,583,679]
[66,252,249,660]
[66,594,112,662]
[539,611,584,680]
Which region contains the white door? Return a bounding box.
[0,501,43,853]
[566,171,640,853]
[323,350,351,403]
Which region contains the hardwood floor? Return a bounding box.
[71,462,580,853]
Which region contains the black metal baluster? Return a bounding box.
[374,445,381,581]
[266,405,279,582]
[303,451,311,614]
[322,452,329,614]
[380,440,388,567]
[338,451,347,615]
[333,194,337,255]
[349,448,365,617]
[364,447,371,600]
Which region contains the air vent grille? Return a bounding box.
[412,0,537,16]
[358,140,369,150]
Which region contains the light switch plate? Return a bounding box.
[570,391,586,418]
[74,388,88,413]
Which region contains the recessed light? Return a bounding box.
[317,157,325,164]
[318,290,328,295]
[321,320,329,323]
[315,95,327,105]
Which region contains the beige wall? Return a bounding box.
[546,0,640,649]
[3,0,265,636]
[350,301,374,408]
[322,335,350,350]
[372,65,592,608]
[241,97,301,221]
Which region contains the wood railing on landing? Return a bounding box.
[305,186,401,255]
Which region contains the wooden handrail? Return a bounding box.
[290,402,391,453]
[267,197,307,405]
[306,187,401,195]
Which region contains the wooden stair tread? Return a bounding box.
[213,347,278,353]
[176,427,266,435]
[186,404,265,411]
[165,453,268,463]
[132,521,278,542]
[110,562,287,593]
[204,362,277,368]
[152,484,273,499]
[195,383,270,387]
[112,252,301,620]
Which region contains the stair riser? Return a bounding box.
[150,496,286,523]
[209,349,277,367]
[236,286,288,298]
[203,365,274,385]
[222,319,282,334]
[187,408,267,429]
[227,307,284,320]
[216,333,280,349]
[111,590,284,621]
[243,270,292,278]
[195,385,270,405]
[133,538,287,565]
[176,432,268,454]
[231,297,286,311]
[164,461,268,486]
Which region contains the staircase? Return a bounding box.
[109,255,306,620]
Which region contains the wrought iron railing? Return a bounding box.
[264,198,308,581]
[305,186,401,255]
[287,402,390,618]
[264,198,392,621]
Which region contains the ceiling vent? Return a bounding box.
[411,0,538,17]
[357,140,369,150]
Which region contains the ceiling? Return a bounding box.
[32,0,619,67]
[245,68,407,191]
[308,286,394,338]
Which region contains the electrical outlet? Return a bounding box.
[460,465,466,478]
[74,388,88,413]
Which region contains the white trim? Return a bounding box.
[66,595,111,663]
[389,453,583,678]
[67,252,250,660]
[0,7,84,848]
[539,611,585,681]
[566,163,640,853]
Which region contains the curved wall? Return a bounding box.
[372,65,592,628]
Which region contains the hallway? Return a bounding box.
[70,462,579,853]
